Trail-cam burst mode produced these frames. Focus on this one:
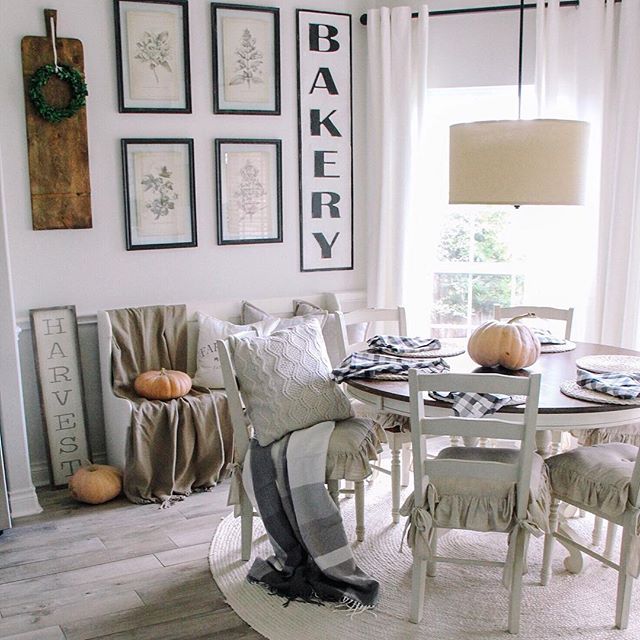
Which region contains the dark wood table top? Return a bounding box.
[345,341,640,415]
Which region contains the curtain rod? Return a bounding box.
[359,1,584,26]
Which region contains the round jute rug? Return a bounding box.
[209,482,640,639]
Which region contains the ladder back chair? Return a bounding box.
[218,339,377,561]
[335,306,412,524]
[406,370,544,634]
[542,443,640,629]
[494,304,574,341]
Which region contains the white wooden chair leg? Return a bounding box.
[592,516,604,546]
[327,479,340,508]
[410,557,428,624]
[401,442,411,487]
[355,480,365,542]
[508,528,527,635]
[427,527,438,577]
[391,435,401,524]
[604,522,618,560]
[616,529,635,629]
[541,498,559,585]
[550,430,564,455]
[240,492,254,562]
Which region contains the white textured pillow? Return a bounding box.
[293,299,343,367]
[192,313,278,389]
[241,300,328,330]
[228,319,354,446]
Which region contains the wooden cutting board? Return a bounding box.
[21,9,92,230]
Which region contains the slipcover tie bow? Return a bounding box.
[225,461,244,508]
[399,484,438,559]
[515,517,544,538]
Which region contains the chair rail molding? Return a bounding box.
[0,146,42,517]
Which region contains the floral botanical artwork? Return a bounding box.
[126,10,179,101]
[225,151,271,237]
[221,17,270,104]
[229,29,264,88]
[141,166,178,220]
[219,146,281,243]
[133,151,186,237]
[134,31,172,84]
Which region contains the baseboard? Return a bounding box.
[31,451,107,488]
[8,485,42,518]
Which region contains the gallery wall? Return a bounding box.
[0,0,370,489]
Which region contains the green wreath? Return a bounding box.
[28,64,88,124]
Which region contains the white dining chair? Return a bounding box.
[541,442,640,629]
[335,305,412,525]
[405,370,544,634]
[494,304,574,341]
[218,339,380,560]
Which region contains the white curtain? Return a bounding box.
[536,0,640,349]
[365,6,429,311]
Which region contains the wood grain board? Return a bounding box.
[21,10,92,230]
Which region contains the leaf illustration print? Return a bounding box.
[141,166,179,220]
[135,31,173,83]
[229,29,264,87]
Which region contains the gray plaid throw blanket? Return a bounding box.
[367,334,441,355]
[244,421,379,610]
[332,352,450,383]
[576,367,640,399]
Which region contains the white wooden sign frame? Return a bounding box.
[297,9,353,272]
[30,306,91,486]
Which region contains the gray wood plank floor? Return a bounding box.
[0,483,264,640]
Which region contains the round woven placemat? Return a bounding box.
[576,354,640,374]
[540,340,576,354]
[375,342,466,359]
[560,380,640,405]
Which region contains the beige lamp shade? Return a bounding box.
[449,119,590,206]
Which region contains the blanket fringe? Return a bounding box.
[334,596,378,619]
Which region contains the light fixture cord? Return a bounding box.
[517,0,524,119]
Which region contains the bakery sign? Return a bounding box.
[297,10,353,272]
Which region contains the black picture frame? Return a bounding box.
[211,3,281,115]
[121,138,197,250]
[114,0,192,113]
[215,138,283,245]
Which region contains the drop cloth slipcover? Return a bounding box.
[108,304,233,504]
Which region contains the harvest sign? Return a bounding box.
[30,306,91,486]
[297,10,353,271]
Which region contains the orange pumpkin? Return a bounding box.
[467,313,541,370]
[134,368,192,400]
[68,464,122,505]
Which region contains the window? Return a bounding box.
[404,85,593,340]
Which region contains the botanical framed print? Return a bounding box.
[122,139,197,250]
[114,0,192,113]
[211,4,280,115]
[215,139,282,245]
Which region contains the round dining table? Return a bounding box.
[344,341,640,438]
[344,339,640,574]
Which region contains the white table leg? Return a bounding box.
[557,502,585,574]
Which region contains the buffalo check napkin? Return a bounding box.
[367,335,441,356]
[531,328,566,345]
[576,367,640,400]
[429,390,515,418]
[331,351,450,383]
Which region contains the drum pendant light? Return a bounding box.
[448,0,589,206]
